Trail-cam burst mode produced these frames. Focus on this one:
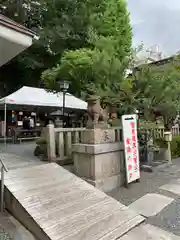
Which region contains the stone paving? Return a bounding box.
[160,179,180,195]
[147,200,180,237]
[108,158,180,238]
[129,193,174,217]
[120,223,179,240]
[0,142,37,161]
[108,160,180,205]
[1,143,180,239]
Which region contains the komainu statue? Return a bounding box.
[86,95,108,129]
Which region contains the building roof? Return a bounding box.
[0,14,37,38]
[148,56,174,66]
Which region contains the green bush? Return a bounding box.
[154,138,167,148]
[155,136,180,158]
[35,137,59,157]
[36,137,47,145]
[171,136,180,158]
[109,119,121,127]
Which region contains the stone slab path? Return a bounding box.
[120,224,179,240]
[160,179,180,196]
[108,159,180,237]
[129,193,174,217]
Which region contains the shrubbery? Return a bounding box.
[155,136,180,158]
[170,136,180,157]
[154,138,167,148]
[36,137,47,145]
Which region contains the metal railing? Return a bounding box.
[0,158,8,212]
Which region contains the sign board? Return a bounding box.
[122,114,140,184]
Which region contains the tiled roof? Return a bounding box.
[0,14,37,38]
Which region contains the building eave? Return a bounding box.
[0,14,38,39]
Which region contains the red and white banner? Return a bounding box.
[122,114,140,183]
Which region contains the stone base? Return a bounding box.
[154,148,166,161]
[83,174,125,193]
[154,148,170,162]
[73,142,125,192]
[86,122,109,129]
[82,128,115,144]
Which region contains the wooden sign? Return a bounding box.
[122,114,140,184]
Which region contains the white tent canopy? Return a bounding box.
[0,86,87,110]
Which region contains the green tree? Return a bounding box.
[123,57,180,129]
[0,0,92,95]
[42,0,132,98]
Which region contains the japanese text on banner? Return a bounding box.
[122,115,140,183]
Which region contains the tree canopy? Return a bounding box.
[118,56,180,129]
[1,1,180,128]
[41,0,132,98]
[0,0,93,95]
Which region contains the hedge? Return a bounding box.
[155,136,180,158]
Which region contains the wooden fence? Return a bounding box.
[46,125,180,163]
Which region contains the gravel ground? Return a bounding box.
[108,159,180,205]
[0,227,12,239]
[108,158,180,236]
[147,199,180,236]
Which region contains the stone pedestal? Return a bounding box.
[82,128,115,144]
[72,129,125,192]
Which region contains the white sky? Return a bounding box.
[128,0,180,55]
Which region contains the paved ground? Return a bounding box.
[108,158,180,237]
[120,223,179,239]
[0,142,37,161]
[1,142,180,238]
[0,212,37,240]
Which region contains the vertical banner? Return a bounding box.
[122,114,140,184]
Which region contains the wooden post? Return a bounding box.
[47,124,56,161]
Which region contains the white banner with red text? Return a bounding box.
[122,114,140,184]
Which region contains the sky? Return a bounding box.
[128,0,180,56]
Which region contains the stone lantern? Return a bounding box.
[164,131,172,142]
[164,131,172,164]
